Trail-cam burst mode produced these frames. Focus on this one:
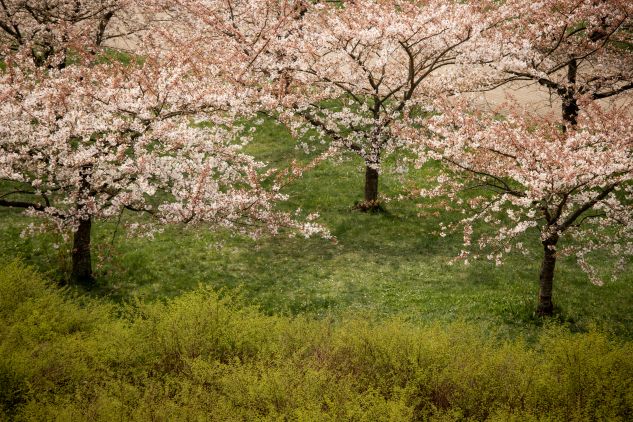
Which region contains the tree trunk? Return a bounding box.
[562,59,578,130]
[71,164,94,286]
[562,95,579,129]
[364,164,379,204]
[71,216,94,286]
[536,238,558,317]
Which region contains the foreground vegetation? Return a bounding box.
[1,261,632,420]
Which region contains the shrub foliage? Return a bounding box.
[1,261,631,421]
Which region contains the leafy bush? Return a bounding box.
[1,260,631,420]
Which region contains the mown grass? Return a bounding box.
[1,261,632,421]
[0,117,632,339]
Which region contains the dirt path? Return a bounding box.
[465,80,632,117]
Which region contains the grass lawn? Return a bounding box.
[1,118,631,339]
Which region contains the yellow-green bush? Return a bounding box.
[1,260,631,421]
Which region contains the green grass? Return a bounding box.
[1,117,632,339]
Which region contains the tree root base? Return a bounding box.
[353,200,385,213]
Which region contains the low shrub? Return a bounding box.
[1,260,631,421]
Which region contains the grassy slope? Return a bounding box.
[0,118,631,338]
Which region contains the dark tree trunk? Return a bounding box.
[364,164,379,204]
[71,216,94,286]
[562,95,579,129]
[536,237,559,317]
[71,164,95,286]
[562,59,578,130]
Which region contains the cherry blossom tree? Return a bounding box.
[0,1,326,286]
[468,0,633,129]
[400,99,633,316]
[155,1,483,210]
[269,0,479,210]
